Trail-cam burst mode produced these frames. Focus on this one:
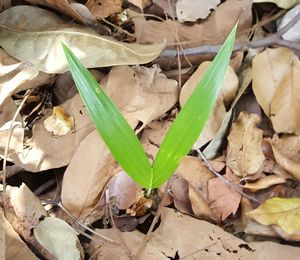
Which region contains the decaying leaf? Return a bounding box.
[130,0,252,47]
[253,0,300,9]
[88,207,300,259]
[0,6,165,73]
[180,62,238,148]
[226,112,265,178]
[278,4,300,41]
[86,0,122,18]
[176,0,220,22]
[0,207,38,260]
[208,168,242,221]
[43,106,74,136]
[271,135,300,181]
[34,217,83,260]
[247,197,300,240]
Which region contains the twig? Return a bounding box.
[2,89,31,215]
[196,149,260,204]
[134,180,171,259]
[160,11,300,57]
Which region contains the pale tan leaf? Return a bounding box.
[34,217,83,260]
[89,207,300,259]
[208,168,242,221]
[270,53,300,134]
[0,6,165,73]
[0,207,38,260]
[278,4,300,41]
[271,134,300,181]
[226,112,265,177]
[241,175,286,192]
[127,0,151,9]
[252,48,296,117]
[61,130,115,220]
[86,0,122,18]
[130,0,252,47]
[176,0,220,22]
[253,0,300,9]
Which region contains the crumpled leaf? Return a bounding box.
[252,47,300,134]
[278,4,300,41]
[226,112,265,178]
[180,62,238,148]
[271,135,300,181]
[130,0,252,47]
[86,0,122,18]
[176,0,220,22]
[0,207,38,260]
[253,0,300,9]
[88,207,300,259]
[0,6,165,73]
[208,168,242,221]
[247,197,300,238]
[34,217,83,260]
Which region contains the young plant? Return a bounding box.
[62,25,236,191]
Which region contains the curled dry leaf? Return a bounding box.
[180,62,238,149]
[130,0,252,47]
[247,197,300,241]
[34,217,83,260]
[0,6,165,73]
[0,207,39,260]
[88,207,300,259]
[253,47,300,134]
[208,168,242,221]
[86,0,122,18]
[271,134,300,181]
[241,175,286,192]
[176,0,220,22]
[43,106,74,136]
[226,112,265,178]
[176,156,216,219]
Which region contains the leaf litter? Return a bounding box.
[1,0,300,259]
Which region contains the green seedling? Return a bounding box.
[62,24,236,192]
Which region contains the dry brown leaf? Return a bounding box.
[86,0,122,18]
[252,48,292,116]
[152,0,176,17]
[0,207,38,260]
[271,134,300,181]
[226,112,265,178]
[0,184,53,259]
[270,53,300,134]
[107,171,143,210]
[0,6,165,74]
[27,0,85,23]
[176,0,220,22]
[208,168,242,221]
[61,130,115,220]
[176,156,215,219]
[130,0,252,47]
[43,106,74,136]
[127,0,151,9]
[241,175,286,192]
[101,65,179,129]
[88,207,300,259]
[180,62,238,148]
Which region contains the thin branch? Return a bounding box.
[160,11,300,58]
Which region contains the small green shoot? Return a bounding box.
[62,24,236,191]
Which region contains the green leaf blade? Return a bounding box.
[152,25,237,188]
[62,43,152,188]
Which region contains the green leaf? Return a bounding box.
[152,25,237,188]
[62,43,152,189]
